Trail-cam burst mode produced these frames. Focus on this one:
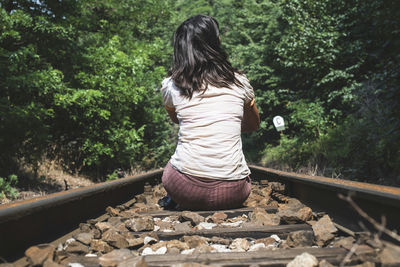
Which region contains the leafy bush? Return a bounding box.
[0,174,19,200]
[106,170,119,181]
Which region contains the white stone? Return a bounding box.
[141,246,167,256]
[84,253,97,257]
[210,244,231,253]
[162,217,172,222]
[64,238,76,250]
[286,252,318,267]
[270,234,281,242]
[68,264,84,267]
[153,225,160,231]
[181,248,195,255]
[141,247,155,256]
[144,236,158,245]
[229,238,250,252]
[162,229,173,232]
[221,220,243,227]
[153,218,161,222]
[65,238,76,244]
[248,243,266,252]
[197,222,217,230]
[154,246,167,255]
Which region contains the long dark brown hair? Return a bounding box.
[168,15,243,98]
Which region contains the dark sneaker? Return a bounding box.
[158,196,177,209]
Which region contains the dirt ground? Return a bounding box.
[0,160,150,205]
[0,161,95,205]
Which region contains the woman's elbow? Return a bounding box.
[241,120,260,133]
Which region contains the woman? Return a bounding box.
[160,15,260,210]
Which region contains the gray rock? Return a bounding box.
[108,217,124,227]
[255,237,276,246]
[99,249,134,267]
[92,228,102,239]
[249,207,280,226]
[120,210,140,218]
[75,232,94,245]
[79,223,92,233]
[312,215,338,246]
[285,230,314,248]
[179,211,205,226]
[286,252,318,267]
[155,220,174,231]
[229,238,250,252]
[269,182,285,193]
[174,221,192,232]
[25,244,55,266]
[332,236,355,250]
[126,216,154,232]
[90,239,113,253]
[95,222,113,233]
[106,206,120,217]
[193,244,214,254]
[127,237,145,248]
[102,229,129,249]
[196,222,216,230]
[211,212,228,223]
[65,241,89,254]
[166,240,190,251]
[167,247,181,254]
[248,243,267,252]
[278,206,313,224]
[182,235,208,248]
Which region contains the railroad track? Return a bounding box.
[1,165,400,266]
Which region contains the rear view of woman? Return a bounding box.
[161,15,260,210]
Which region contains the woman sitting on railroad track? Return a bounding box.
[160,15,260,210]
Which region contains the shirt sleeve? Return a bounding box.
[160,77,175,110]
[238,74,255,105]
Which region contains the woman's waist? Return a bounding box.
[170,157,250,181]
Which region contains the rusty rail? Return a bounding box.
[249,165,400,235]
[1,165,399,262]
[0,169,163,261]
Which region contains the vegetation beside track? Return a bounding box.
[0,0,399,186]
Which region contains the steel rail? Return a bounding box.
[249,165,400,237]
[1,166,400,261]
[0,169,163,261]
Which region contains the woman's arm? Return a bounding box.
[241,99,260,132]
[165,106,179,124]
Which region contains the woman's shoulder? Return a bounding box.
[161,76,173,88]
[234,72,249,83]
[161,77,180,92]
[234,72,252,90]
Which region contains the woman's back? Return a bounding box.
[161,73,254,180]
[160,14,259,210]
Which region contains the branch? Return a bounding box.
[338,193,400,242]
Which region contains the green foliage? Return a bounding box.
[0,0,398,185]
[106,170,119,181]
[0,174,19,200]
[0,0,176,178]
